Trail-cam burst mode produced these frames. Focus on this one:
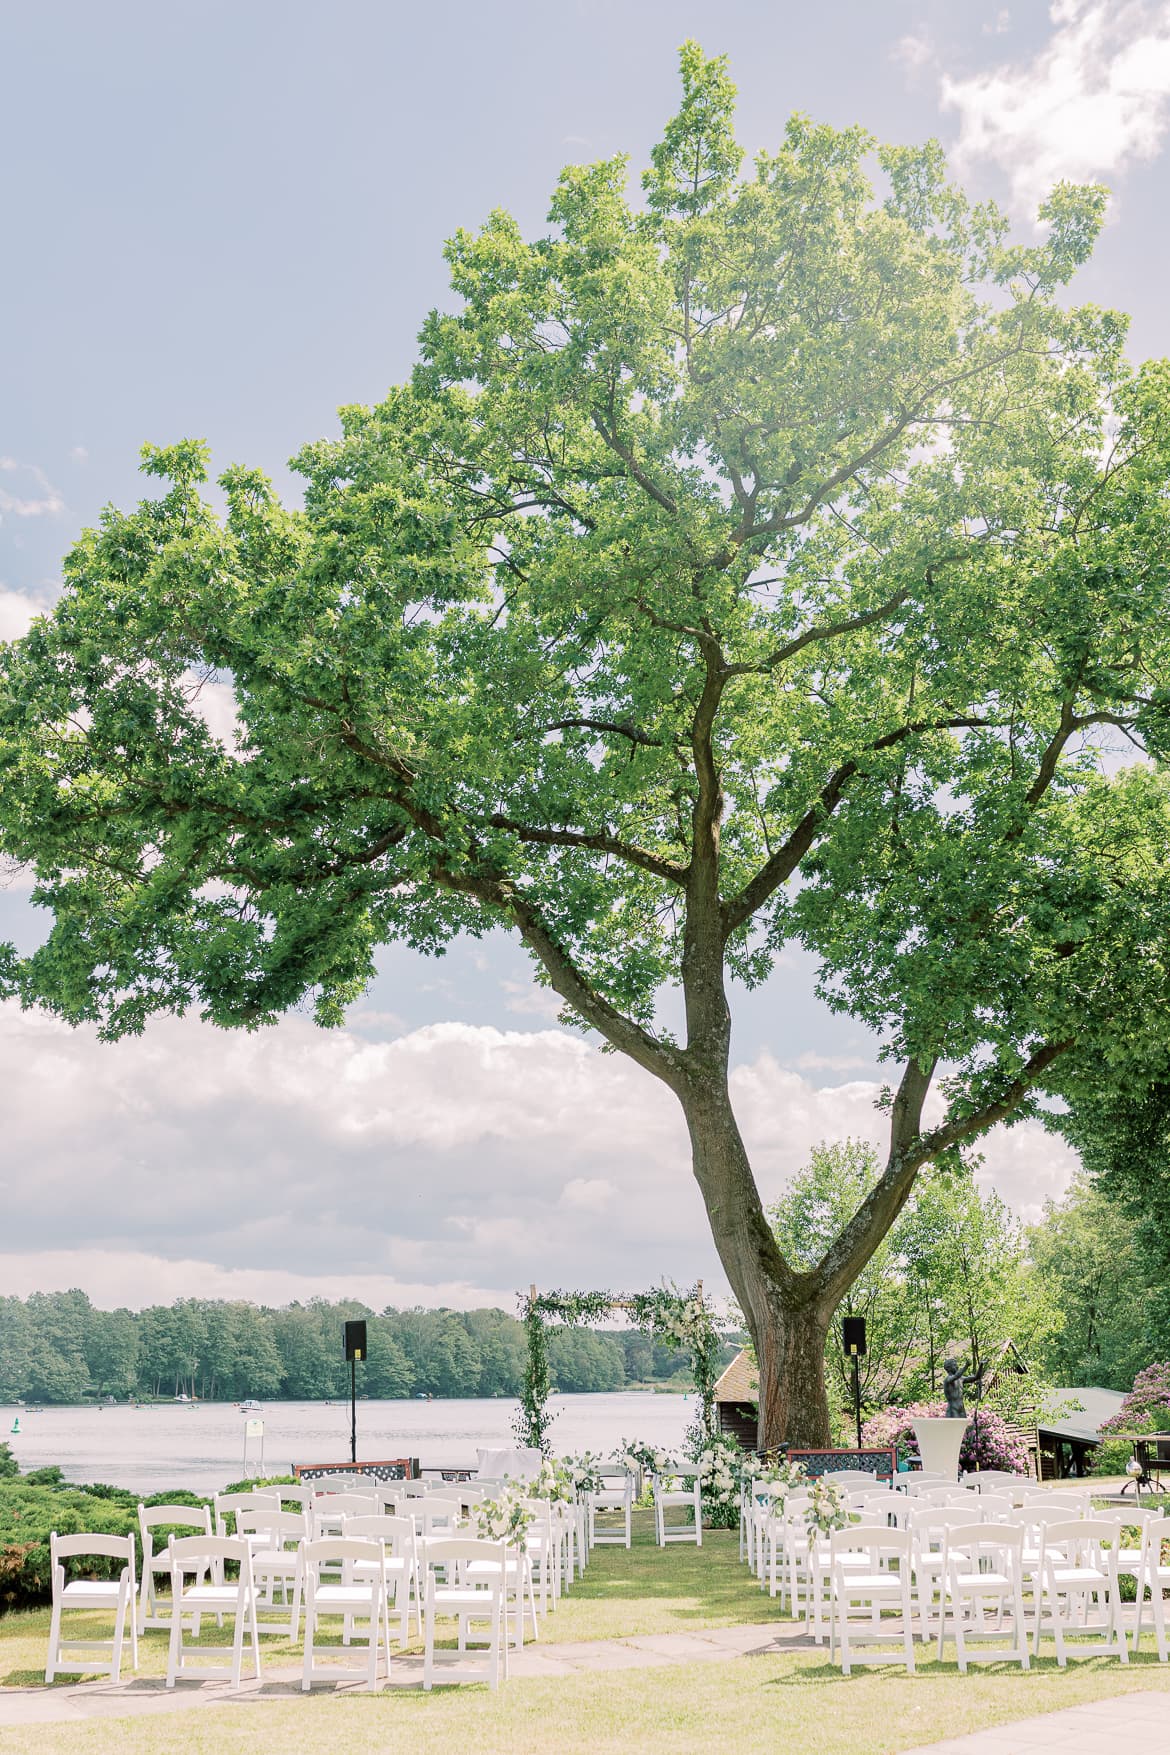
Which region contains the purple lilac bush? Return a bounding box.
[861,1401,1029,1473]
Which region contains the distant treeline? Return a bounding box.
[0,1291,734,1404]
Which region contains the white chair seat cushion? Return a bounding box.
[836,1571,905,1592]
[60,1581,125,1603]
[179,1585,250,1611]
[311,1585,381,1610]
[951,1569,1011,1589]
[1049,1566,1108,1587]
[431,1586,502,1610]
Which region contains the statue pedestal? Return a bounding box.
[911,1416,969,1481]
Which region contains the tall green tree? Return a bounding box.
[4,47,1170,1443]
[1027,1175,1150,1388]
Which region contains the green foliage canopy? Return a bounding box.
[2,45,1169,1139]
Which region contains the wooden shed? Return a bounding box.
[713,1348,759,1450]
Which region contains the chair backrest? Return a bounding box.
[302,1535,384,1574]
[909,1505,983,1544]
[310,1492,379,1530]
[239,1508,307,1546]
[168,1533,253,1581]
[944,1523,1025,1565]
[342,1513,416,1556]
[276,1485,316,1510]
[830,1524,911,1560]
[421,1496,465,1536]
[1039,1518,1117,1562]
[399,1478,433,1498]
[50,1530,135,1575]
[973,1494,1015,1520]
[372,1483,406,1513]
[139,1503,212,1538]
[423,1536,508,1571]
[214,1490,280,1534]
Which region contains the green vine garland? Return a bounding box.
[514,1283,721,1453]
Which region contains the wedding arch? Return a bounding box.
[516,1282,721,1452]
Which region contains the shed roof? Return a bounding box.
[1036,1386,1125,1444]
[713,1347,758,1404]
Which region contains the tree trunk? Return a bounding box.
[683,1079,834,1448]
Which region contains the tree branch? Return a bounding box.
[433,864,690,1091]
[721,715,999,939]
[723,585,912,678]
[484,814,689,885]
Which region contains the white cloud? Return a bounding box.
[500,977,562,1020]
[942,1,1170,214]
[0,458,65,520]
[0,1249,509,1312]
[0,587,45,642]
[792,1050,874,1074]
[894,33,934,72]
[69,447,89,464]
[0,1002,1079,1308]
[560,1177,616,1214]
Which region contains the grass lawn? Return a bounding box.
[1,1509,1168,1754]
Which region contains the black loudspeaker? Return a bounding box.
[842,1316,867,1357]
[344,1319,367,1362]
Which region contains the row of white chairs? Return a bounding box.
[586,1469,704,1549]
[47,1476,592,1693]
[740,1481,1169,1673]
[45,1529,519,1691]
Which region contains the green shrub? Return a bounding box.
[0,1444,19,1481]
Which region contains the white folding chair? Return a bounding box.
[309,1492,380,1537]
[238,1508,307,1637]
[828,1527,916,1676]
[275,1484,316,1512]
[520,1497,559,1612]
[46,1532,138,1683]
[166,1535,260,1689]
[1033,1519,1128,1667]
[423,1537,510,1690]
[653,1470,703,1547]
[1131,1513,1170,1661]
[344,1513,422,1644]
[937,1525,1030,1672]
[212,1490,280,1537]
[908,1504,984,1642]
[301,1536,391,1691]
[588,1471,634,1548]
[898,1472,950,1496]
[137,1503,212,1634]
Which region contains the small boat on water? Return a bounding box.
[240,1399,262,1414]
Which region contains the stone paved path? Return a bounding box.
[905,1689,1169,1753]
[0,1621,811,1725]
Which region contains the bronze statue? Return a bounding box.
[942,1355,983,1418]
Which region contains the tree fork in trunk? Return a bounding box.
[682,1079,835,1448]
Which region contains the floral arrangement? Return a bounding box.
[861,1402,1029,1473]
[804,1475,850,1538]
[691,1431,740,1527]
[557,1452,605,1496]
[533,1457,576,1504]
[474,1482,534,1547]
[612,1439,676,1476]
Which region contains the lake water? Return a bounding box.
[2,1393,694,1494]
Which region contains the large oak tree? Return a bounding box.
[4,47,1170,1444]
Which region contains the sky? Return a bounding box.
[3,0,1170,1315]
